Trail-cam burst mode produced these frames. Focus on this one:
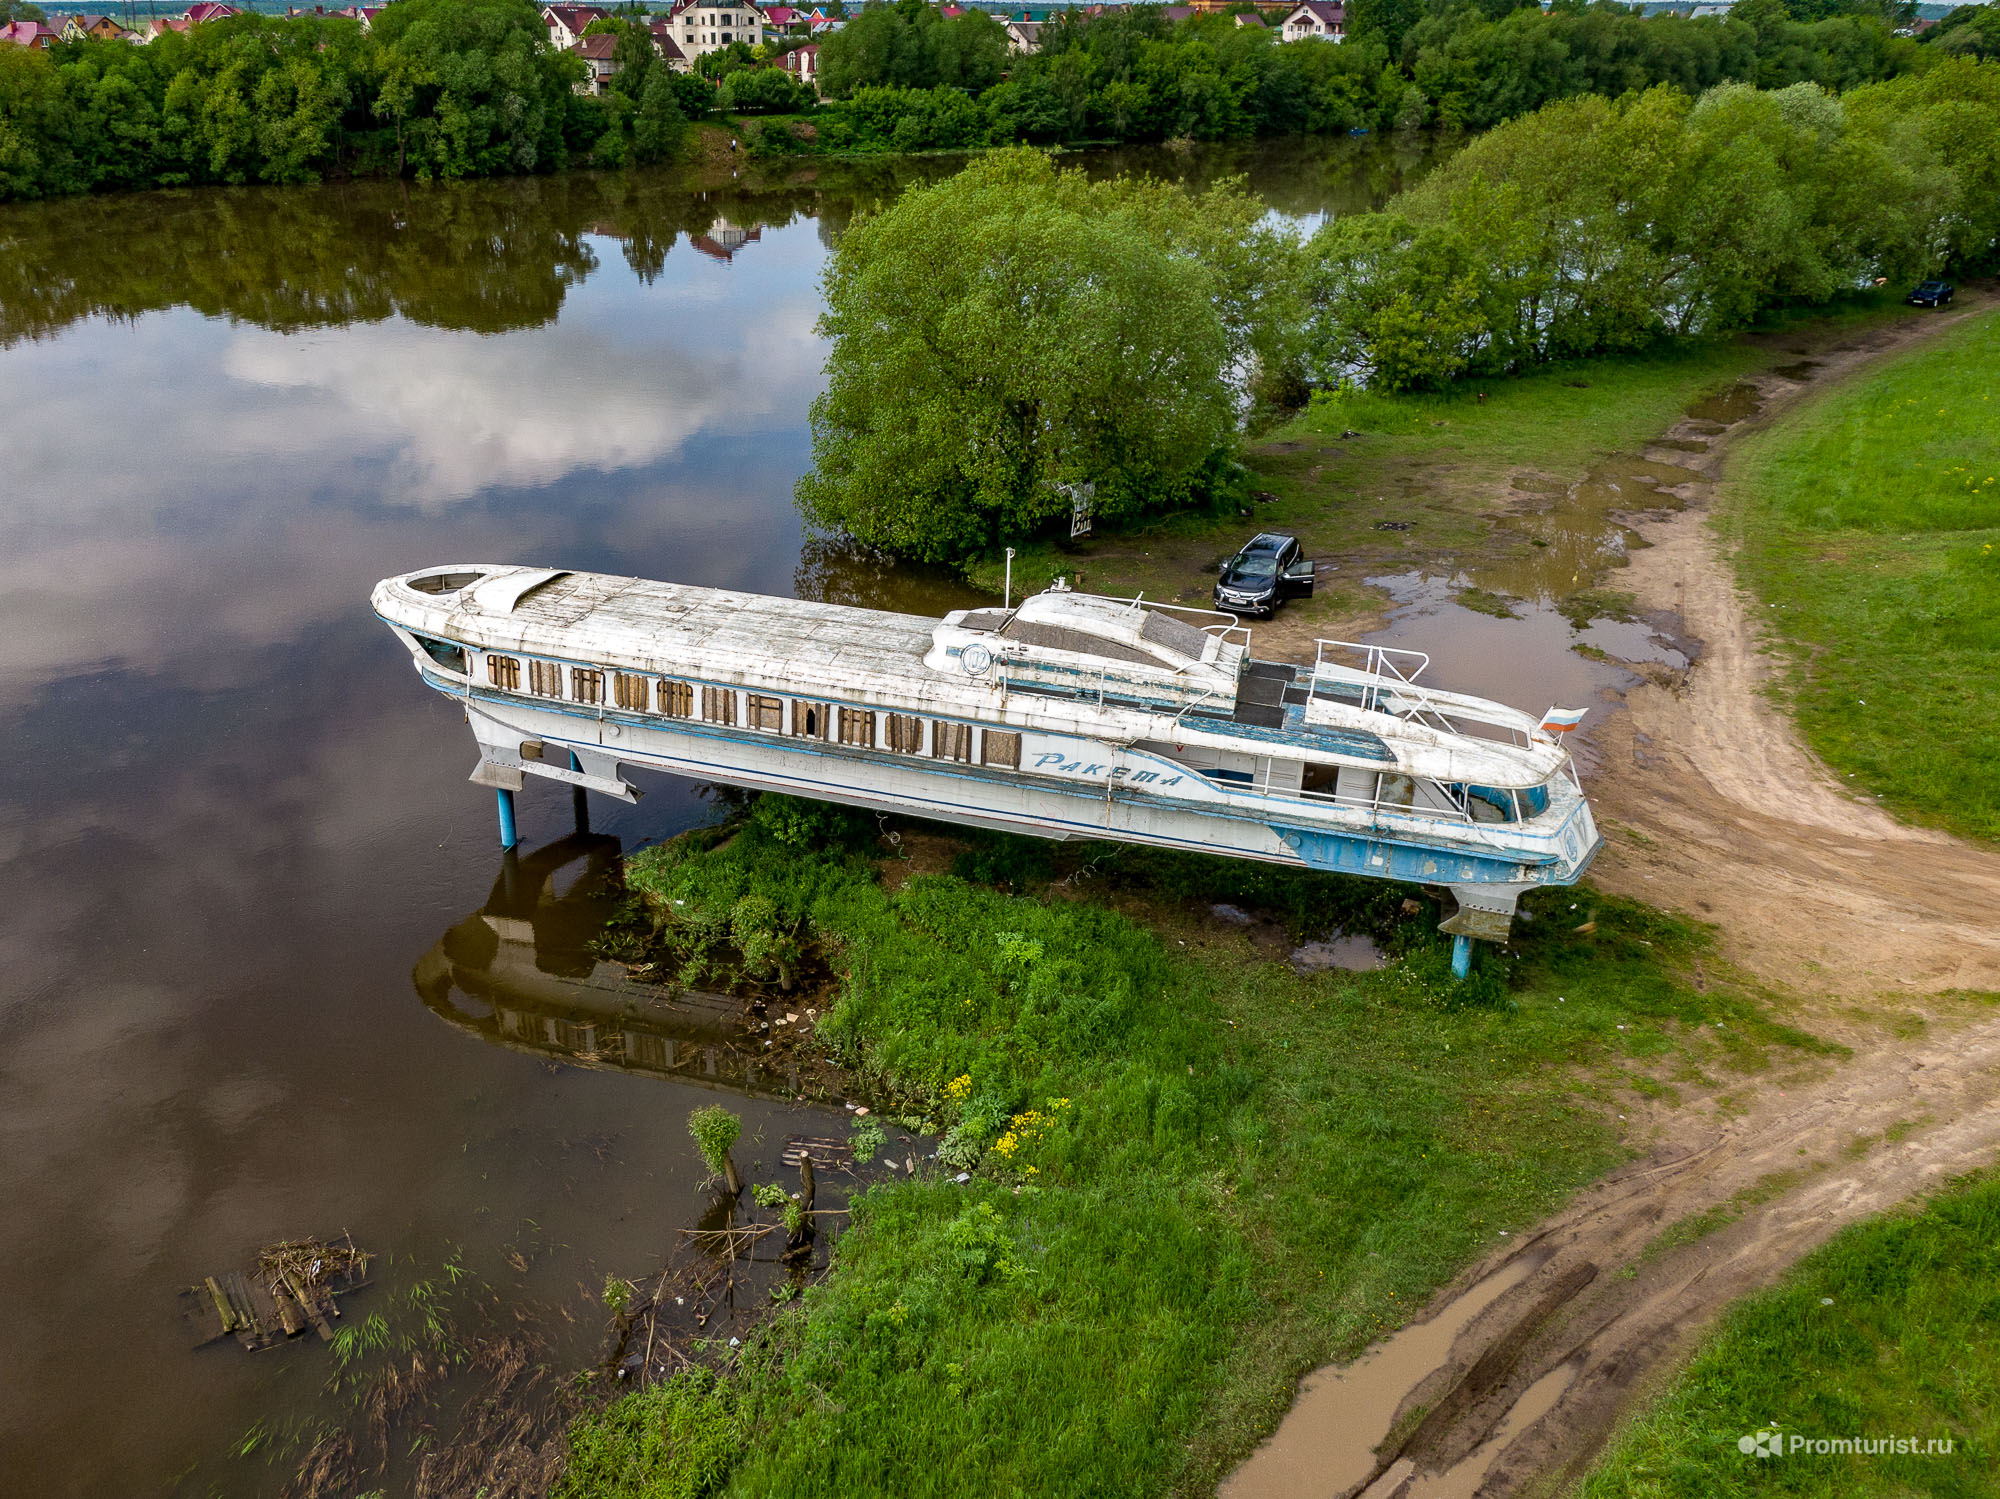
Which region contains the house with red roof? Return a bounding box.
[183,2,241,23]
[1279,0,1344,40]
[776,39,818,87]
[543,3,609,49]
[572,32,621,93]
[0,18,58,45]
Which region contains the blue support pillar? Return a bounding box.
[496,787,519,849]
[1451,934,1473,982]
[569,750,590,834]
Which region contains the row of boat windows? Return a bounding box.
[482,651,1024,769]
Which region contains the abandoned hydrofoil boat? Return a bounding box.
[373,566,1603,965]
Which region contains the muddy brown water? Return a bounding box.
[1222,1254,1545,1499]
[0,142,1454,1496]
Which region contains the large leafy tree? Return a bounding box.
[796,149,1280,564]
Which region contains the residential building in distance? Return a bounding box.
[0,18,58,45]
[646,20,693,68]
[1005,17,1041,51]
[183,1,241,21]
[776,40,820,87]
[667,0,767,60]
[1280,0,1344,40]
[62,13,140,41]
[573,31,620,92]
[543,3,609,49]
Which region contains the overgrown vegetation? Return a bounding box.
[0,0,1974,200]
[797,63,1998,562]
[559,795,1824,1496]
[1301,62,2000,388]
[1580,1169,2000,1498]
[1724,307,2000,842]
[0,0,697,198]
[796,148,1291,563]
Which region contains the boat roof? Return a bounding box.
[373,565,1572,788]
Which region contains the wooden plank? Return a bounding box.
[204,1276,237,1334]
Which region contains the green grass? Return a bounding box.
[1580,1170,2000,1499]
[1723,309,2000,842]
[965,332,1822,625]
[558,799,1827,1499]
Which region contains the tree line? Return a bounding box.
[769,0,1956,155]
[0,0,704,198]
[798,58,2000,563]
[1,0,1982,199]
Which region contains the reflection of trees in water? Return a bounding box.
[792,533,987,617]
[0,144,1416,346]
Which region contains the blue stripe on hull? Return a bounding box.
[1270,824,1524,885]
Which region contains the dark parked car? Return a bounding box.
[1214,532,1314,617]
[1908,280,1955,307]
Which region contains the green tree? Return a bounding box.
[370,0,578,179]
[796,150,1260,564]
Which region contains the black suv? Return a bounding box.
[1908,280,1955,307]
[1214,532,1315,617]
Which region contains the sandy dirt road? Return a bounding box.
[1225,297,2000,1499]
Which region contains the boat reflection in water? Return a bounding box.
[412,833,803,1099]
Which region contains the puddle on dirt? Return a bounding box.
[1290,934,1386,973]
[1687,382,1762,424]
[1222,1254,1544,1499]
[1475,457,1703,603]
[1651,437,1710,453]
[1394,1359,1582,1499]
[1359,574,1640,750]
[1772,360,1821,382]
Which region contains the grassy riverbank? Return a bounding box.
[971,311,1898,640]
[556,799,1827,1497]
[1720,307,2000,844]
[1578,1169,2000,1498]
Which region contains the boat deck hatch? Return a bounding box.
[1233,661,1294,729]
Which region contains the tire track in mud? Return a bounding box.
[1225,295,2000,1499]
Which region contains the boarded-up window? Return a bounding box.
[792,701,827,739]
[529,660,563,698]
[885,713,924,754]
[746,694,784,731]
[837,708,874,747]
[571,668,604,705]
[982,729,1022,769]
[613,672,649,711]
[933,721,972,763]
[487,654,521,691]
[702,686,737,725]
[658,680,694,718]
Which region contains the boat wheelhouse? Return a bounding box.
[373,565,1602,965]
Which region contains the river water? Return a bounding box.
[0,138,1438,1496]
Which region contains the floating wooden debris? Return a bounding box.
[184,1233,372,1352]
[780,1136,853,1170]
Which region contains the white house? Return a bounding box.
[667,0,766,61]
[1280,0,1344,41]
[1005,18,1041,52]
[572,32,620,93]
[647,21,694,69]
[543,4,609,50]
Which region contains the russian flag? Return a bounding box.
[1539,706,1587,734]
